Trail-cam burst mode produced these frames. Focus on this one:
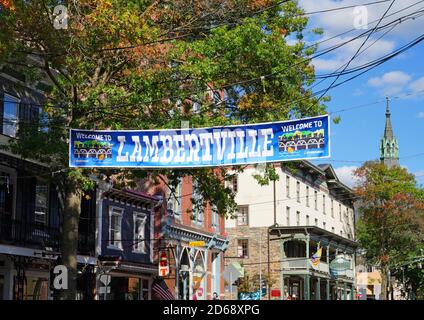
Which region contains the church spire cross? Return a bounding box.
[384,96,394,139]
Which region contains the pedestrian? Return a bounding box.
[213,292,219,300]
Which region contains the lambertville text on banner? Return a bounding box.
[69,114,330,168]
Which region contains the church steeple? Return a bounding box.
[380,97,399,168]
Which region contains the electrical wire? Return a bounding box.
[3,7,424,118]
[317,0,397,101]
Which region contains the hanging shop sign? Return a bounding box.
[329,255,351,278]
[189,241,206,247]
[159,251,169,277]
[69,115,330,168]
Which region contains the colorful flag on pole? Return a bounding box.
[311,246,322,267]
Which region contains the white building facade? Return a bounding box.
[224,161,358,300]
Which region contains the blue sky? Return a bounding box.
[295,0,424,186]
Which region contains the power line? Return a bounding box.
[36,0,393,56]
[303,0,424,51]
[3,7,423,118]
[299,0,393,16]
[316,0,397,101]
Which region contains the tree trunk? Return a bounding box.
[59,189,81,300]
[380,266,389,300]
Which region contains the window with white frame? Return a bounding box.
[212,204,219,228]
[237,206,249,226]
[192,181,204,225]
[306,186,310,207]
[286,176,290,198]
[286,206,290,226]
[323,221,326,230]
[133,213,147,253]
[170,179,182,219]
[2,94,19,137]
[233,176,238,193]
[306,215,310,225]
[296,211,300,226]
[331,200,334,218]
[34,181,48,225]
[323,195,326,214]
[314,191,318,210]
[109,207,123,249]
[237,239,249,258]
[226,175,238,193]
[315,218,318,226]
[339,204,342,221]
[296,181,300,202]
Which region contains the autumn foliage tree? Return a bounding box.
[354,162,424,300]
[0,0,325,299]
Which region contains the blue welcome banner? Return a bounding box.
[69,114,330,168]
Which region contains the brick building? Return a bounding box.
[143,175,228,300]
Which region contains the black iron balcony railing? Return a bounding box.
[0,215,60,251]
[0,215,96,256]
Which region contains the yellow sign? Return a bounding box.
[189,241,206,247]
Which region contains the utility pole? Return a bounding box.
[259,232,262,299]
[273,178,277,225]
[267,229,271,300]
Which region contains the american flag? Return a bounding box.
[152,278,175,300]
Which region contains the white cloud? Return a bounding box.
[299,0,424,39]
[414,170,424,181]
[334,166,360,188]
[367,71,412,95]
[368,71,411,87]
[409,76,424,94]
[312,36,395,72]
[418,112,424,118]
[299,0,424,72]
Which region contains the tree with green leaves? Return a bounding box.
[354,162,424,300]
[0,0,326,299]
[392,243,424,300]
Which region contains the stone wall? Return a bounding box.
[224,226,282,300]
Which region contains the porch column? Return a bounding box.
[326,279,330,300]
[344,282,347,300]
[316,277,321,300]
[350,285,354,300]
[304,275,310,300]
[326,245,330,264]
[335,280,339,300]
[175,244,180,299]
[304,236,310,300]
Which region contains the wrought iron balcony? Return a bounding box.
[0,215,95,256]
[0,215,60,251]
